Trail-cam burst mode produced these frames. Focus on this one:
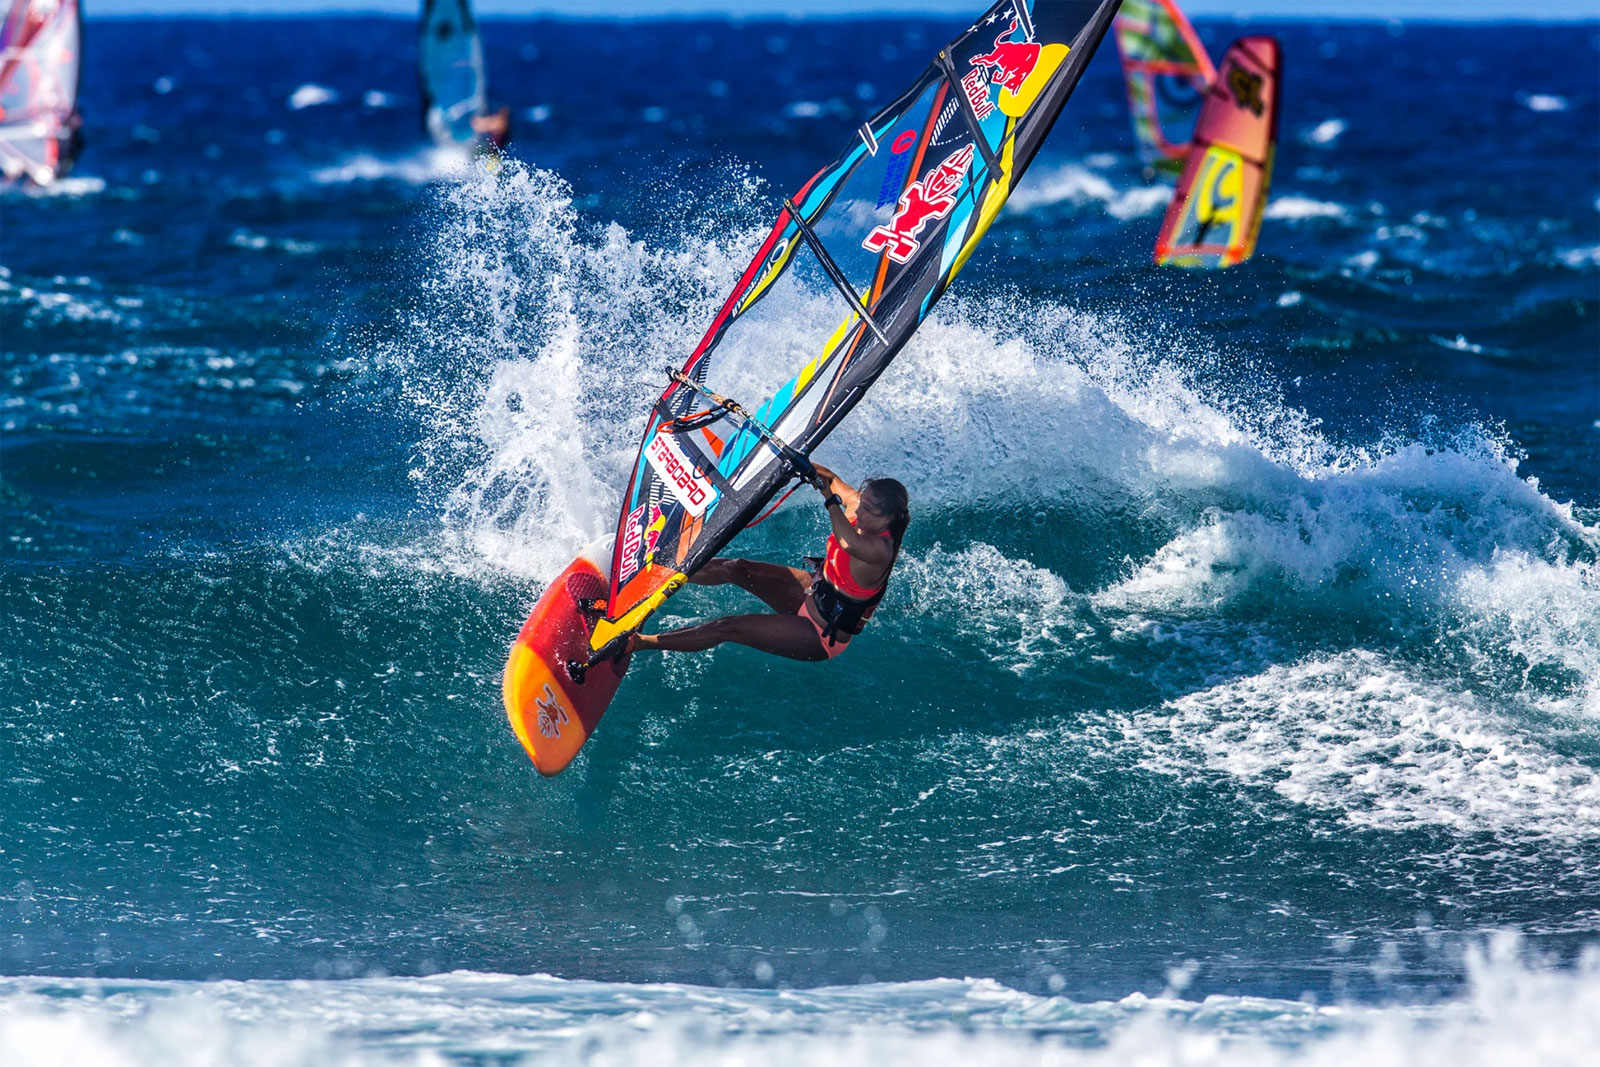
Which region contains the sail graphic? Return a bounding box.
[589,0,1123,656]
[1112,0,1214,176]
[1154,35,1280,269]
[0,0,82,185]
[418,0,487,148]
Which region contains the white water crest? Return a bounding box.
[1005,162,1173,219]
[0,937,1596,1066]
[1127,649,1600,837]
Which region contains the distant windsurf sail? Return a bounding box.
[1112,0,1214,176]
[1154,35,1280,268]
[0,0,82,185]
[418,0,486,148]
[588,0,1123,655]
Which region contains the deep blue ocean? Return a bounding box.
[2,13,1598,1065]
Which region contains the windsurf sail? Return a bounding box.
[418,0,487,149]
[1112,0,1214,176]
[1153,35,1280,268]
[587,0,1123,658]
[0,0,82,186]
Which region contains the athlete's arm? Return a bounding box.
[812,465,893,565]
[809,462,860,511]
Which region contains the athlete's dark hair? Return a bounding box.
[861,478,910,549]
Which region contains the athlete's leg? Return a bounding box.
[690,558,812,615]
[635,613,828,662]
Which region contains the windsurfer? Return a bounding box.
[629,465,908,661]
[471,105,512,151]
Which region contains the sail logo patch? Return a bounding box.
[962,68,996,121]
[645,432,716,517]
[862,142,975,263]
[874,130,918,208]
[619,502,646,582]
[619,502,665,582]
[535,684,570,739]
[966,18,1071,119]
[1225,64,1265,116]
[970,19,1041,95]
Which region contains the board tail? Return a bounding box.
[503,541,630,775]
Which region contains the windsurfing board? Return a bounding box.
[502,538,630,776]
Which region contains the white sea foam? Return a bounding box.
[1517,93,1569,113]
[1556,245,1600,268]
[389,161,765,579]
[228,229,319,255]
[1005,163,1172,219]
[896,542,1087,672]
[310,149,471,185]
[1302,118,1347,146]
[0,174,106,198]
[0,272,130,324]
[1265,195,1347,221]
[0,940,1596,1066]
[288,83,338,110]
[1128,650,1600,837]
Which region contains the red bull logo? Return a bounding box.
[862,142,976,264]
[969,19,1040,96]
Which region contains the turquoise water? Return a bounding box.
[2,14,1597,1064]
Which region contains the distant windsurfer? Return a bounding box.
[471,105,511,152]
[629,465,908,661]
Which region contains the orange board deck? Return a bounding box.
[502,541,630,775]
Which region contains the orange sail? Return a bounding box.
[1153,36,1280,268]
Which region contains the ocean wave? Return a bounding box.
[310,149,476,185]
[0,938,1594,1066]
[1128,650,1600,837]
[389,162,1599,724]
[1004,163,1172,219]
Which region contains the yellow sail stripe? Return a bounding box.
[948,122,1018,280]
[736,236,802,316]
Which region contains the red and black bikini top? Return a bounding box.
[822,528,894,601]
